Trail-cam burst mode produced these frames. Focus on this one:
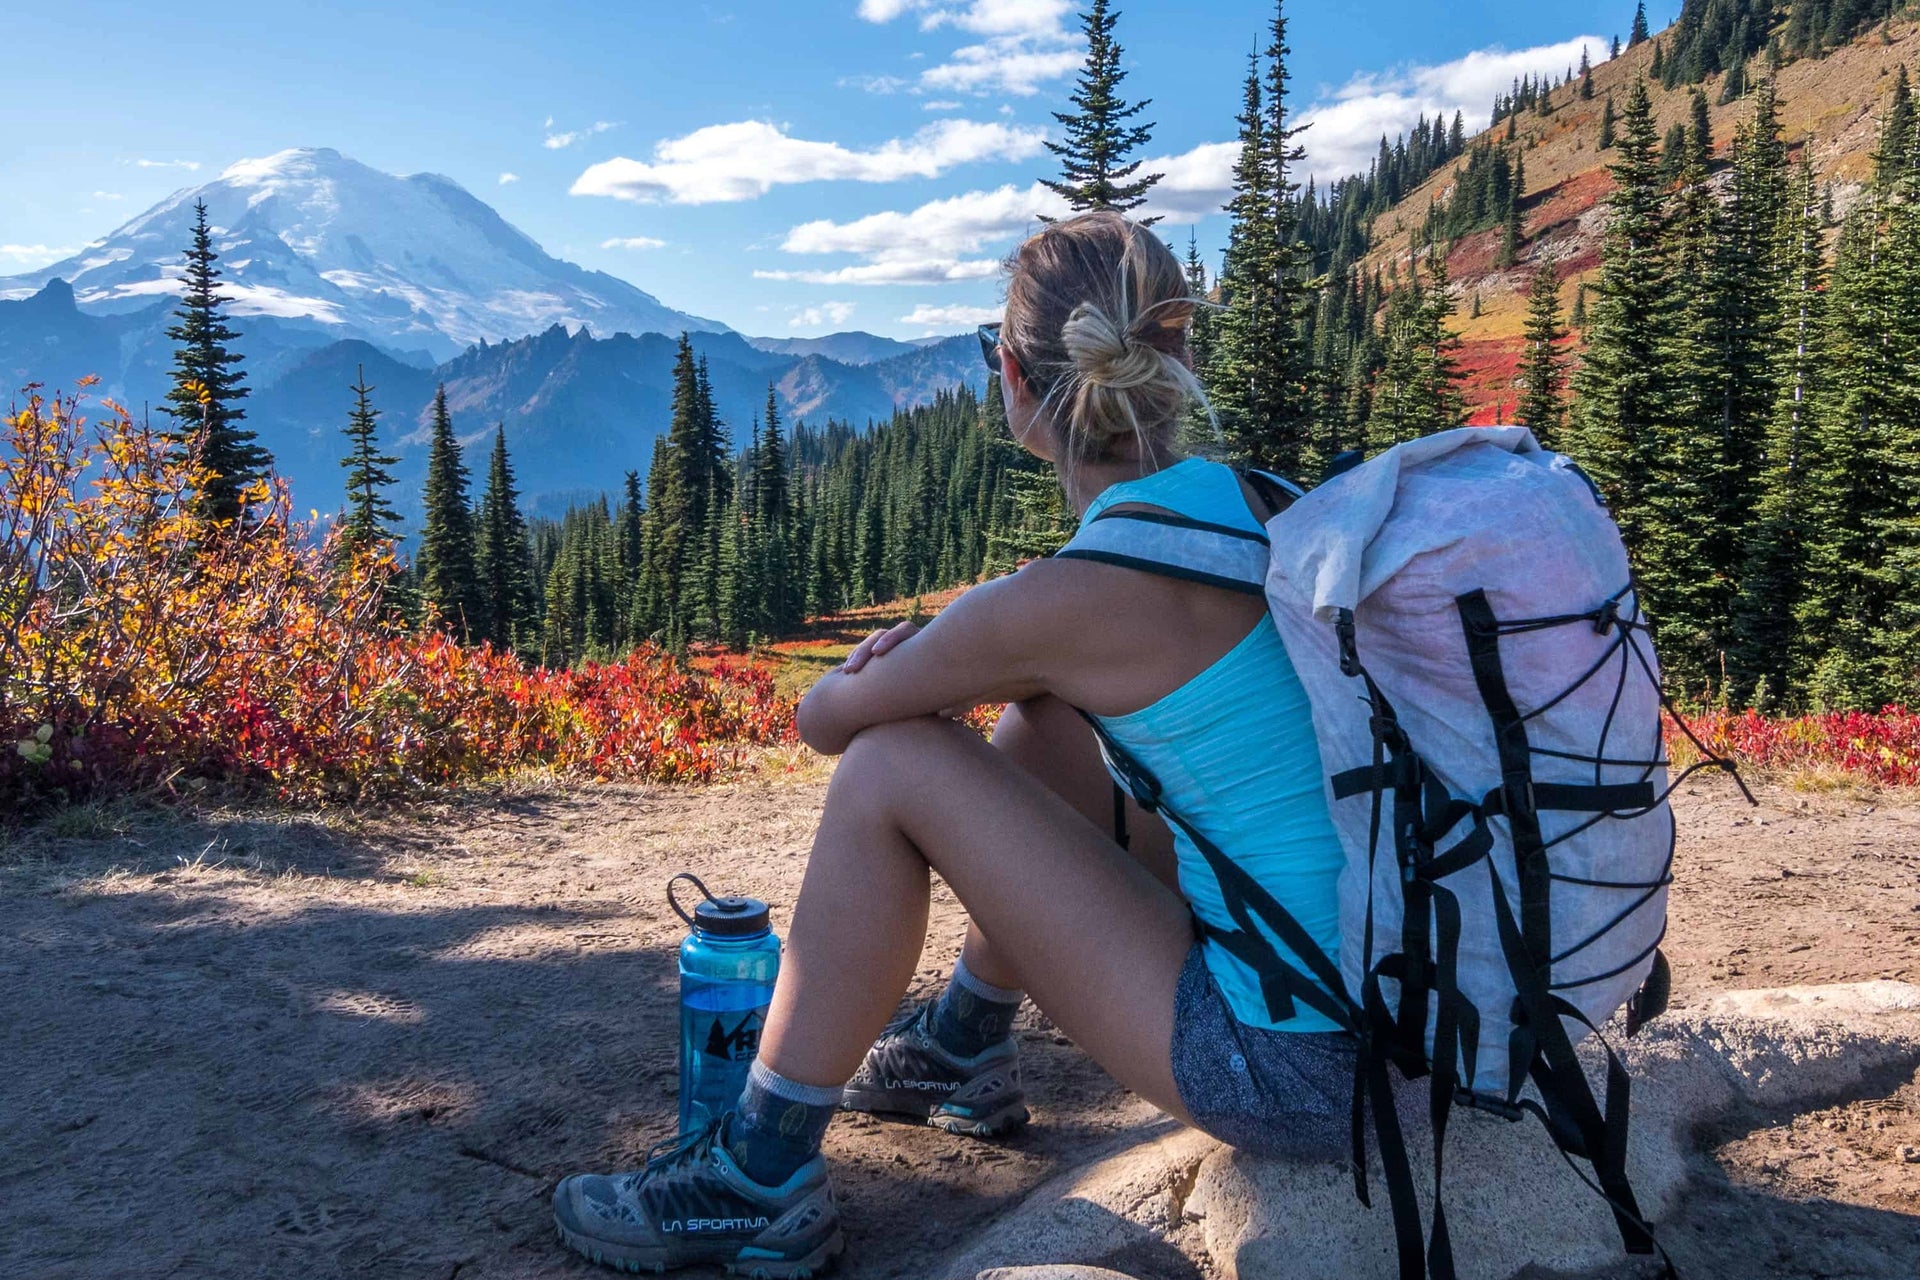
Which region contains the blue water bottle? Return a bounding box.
[669,873,782,1132]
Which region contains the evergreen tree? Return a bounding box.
[1600,94,1618,149]
[1875,64,1914,192]
[1570,79,1673,556]
[1580,46,1595,99]
[339,364,400,550]
[1731,154,1827,705]
[162,200,270,523]
[1689,88,1714,171]
[1211,3,1319,476]
[417,385,482,640]
[1041,0,1163,217]
[475,426,536,652]
[1637,136,1728,684]
[1365,253,1463,450]
[1515,263,1569,445]
[1630,2,1651,46]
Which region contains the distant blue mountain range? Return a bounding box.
[0,148,984,523]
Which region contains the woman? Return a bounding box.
[552,211,1353,1277]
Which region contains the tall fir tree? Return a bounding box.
[339,365,400,550]
[475,426,536,652]
[1041,0,1163,217]
[416,385,482,641]
[162,200,270,523]
[1875,64,1914,192]
[1730,153,1827,705]
[1210,3,1317,475]
[1515,263,1569,445]
[1630,2,1651,47]
[1570,79,1673,557]
[1636,136,1729,684]
[1365,252,1464,450]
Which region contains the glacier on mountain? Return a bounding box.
[0,147,728,360]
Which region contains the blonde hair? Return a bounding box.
[1002,211,1211,467]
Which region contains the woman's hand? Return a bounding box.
[838,621,919,675]
[796,575,1052,756]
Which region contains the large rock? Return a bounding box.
[940,984,1920,1280]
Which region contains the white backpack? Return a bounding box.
[1058,428,1746,1280]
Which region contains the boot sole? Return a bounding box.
[840,1087,1030,1139]
[556,1216,845,1278]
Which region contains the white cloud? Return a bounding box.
[1302,35,1607,181]
[858,0,1082,97]
[756,33,1610,293]
[766,181,1067,284]
[756,258,1003,286]
[545,120,618,150]
[900,302,1000,329]
[0,243,78,265]
[922,99,964,111]
[839,73,909,94]
[601,236,667,250]
[92,191,125,200]
[498,172,521,185]
[789,300,857,328]
[923,43,1082,96]
[571,118,1046,205]
[129,159,200,171]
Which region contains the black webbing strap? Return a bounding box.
[1077,710,1357,1034]
[1330,768,1656,818]
[1335,609,1465,1280]
[1459,589,1658,1262]
[1458,590,1553,964]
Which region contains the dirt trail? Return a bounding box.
[2,775,1915,1280]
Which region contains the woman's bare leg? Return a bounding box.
[758,716,1196,1121]
[958,695,1176,991]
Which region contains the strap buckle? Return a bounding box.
[1335,609,1361,678]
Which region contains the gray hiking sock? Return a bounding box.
[727,1059,841,1187]
[930,954,1024,1059]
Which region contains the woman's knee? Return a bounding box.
[830,716,975,815]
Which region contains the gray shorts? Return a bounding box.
[1169,941,1357,1161]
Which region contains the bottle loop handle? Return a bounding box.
[667,872,717,928]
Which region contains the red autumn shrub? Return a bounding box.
[2,387,793,813]
[1671,707,1920,788]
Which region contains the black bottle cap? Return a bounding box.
[669,872,771,937]
[693,895,770,937]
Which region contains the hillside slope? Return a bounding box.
[1362,17,1919,419]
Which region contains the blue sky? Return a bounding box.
[2,1,1675,340]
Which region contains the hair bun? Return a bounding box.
[1060,301,1165,402]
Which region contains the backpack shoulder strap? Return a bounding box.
[1052,468,1300,595]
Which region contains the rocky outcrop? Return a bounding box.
[953,983,1920,1280]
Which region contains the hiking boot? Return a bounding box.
[840,1003,1029,1137]
[552,1117,844,1278]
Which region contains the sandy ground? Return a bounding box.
[2,771,1916,1280]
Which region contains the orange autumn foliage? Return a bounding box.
[2,387,792,811]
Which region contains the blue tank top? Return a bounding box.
[1075,458,1345,1033]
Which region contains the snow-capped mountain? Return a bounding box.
[0,148,727,361]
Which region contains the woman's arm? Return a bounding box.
[797,567,1064,756]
